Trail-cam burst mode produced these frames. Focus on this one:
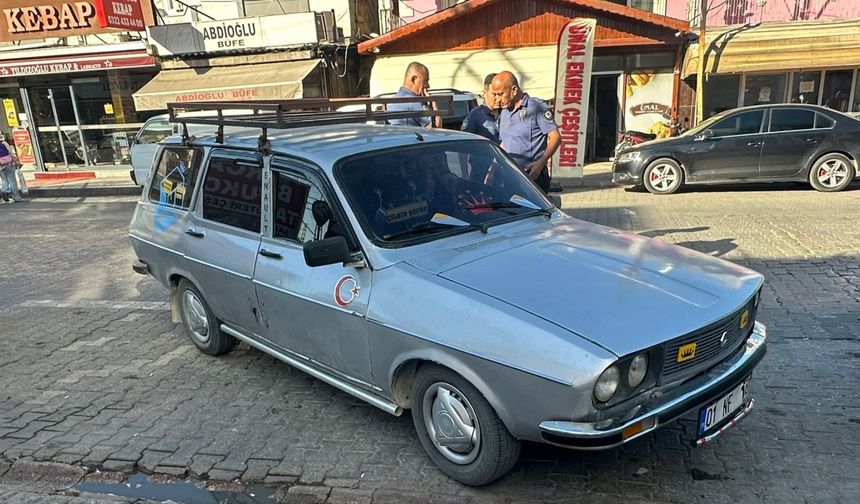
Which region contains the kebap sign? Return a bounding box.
[552,18,595,179]
[0,0,153,42]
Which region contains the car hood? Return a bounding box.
[405,219,762,357]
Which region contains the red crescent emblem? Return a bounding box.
[334,275,360,307]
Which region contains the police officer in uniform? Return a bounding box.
[491,71,560,193]
[460,73,501,183]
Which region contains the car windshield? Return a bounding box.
[681,110,733,137]
[336,141,552,245]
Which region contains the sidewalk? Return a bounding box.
[18,169,141,199]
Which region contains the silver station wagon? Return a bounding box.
[129,100,767,486]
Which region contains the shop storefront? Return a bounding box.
[0,0,156,169]
[358,0,690,169]
[683,19,860,120]
[133,12,338,112]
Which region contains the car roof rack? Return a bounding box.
[167,96,454,148]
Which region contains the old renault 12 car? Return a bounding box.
[613,103,860,194]
[128,98,767,486]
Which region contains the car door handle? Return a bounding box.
[746,141,760,147]
[805,138,820,143]
[185,229,205,238]
[259,249,282,260]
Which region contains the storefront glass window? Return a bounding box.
[702,74,740,119]
[790,71,821,104]
[821,70,853,112]
[625,52,674,70]
[743,74,787,106]
[853,72,860,114]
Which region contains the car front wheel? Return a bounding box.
[410,365,521,486]
[643,158,684,194]
[809,153,855,192]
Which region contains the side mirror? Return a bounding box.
[303,236,351,267]
[694,129,714,142]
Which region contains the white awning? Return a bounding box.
[133,59,320,111]
[369,47,558,101]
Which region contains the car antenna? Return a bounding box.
[415,132,424,141]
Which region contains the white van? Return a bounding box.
[129,115,173,187]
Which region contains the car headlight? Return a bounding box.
[617,151,641,163]
[627,353,648,388]
[594,365,620,402]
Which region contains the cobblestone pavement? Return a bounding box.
[0,177,858,503]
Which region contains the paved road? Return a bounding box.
[0,180,858,503]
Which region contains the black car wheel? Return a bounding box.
[643,158,684,195]
[809,153,855,192]
[411,365,521,486]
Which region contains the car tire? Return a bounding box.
[643,158,684,195]
[809,153,855,192]
[410,365,521,486]
[177,279,236,356]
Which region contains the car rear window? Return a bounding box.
[770,109,815,132]
[815,113,836,129]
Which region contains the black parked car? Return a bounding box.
[612,104,860,194]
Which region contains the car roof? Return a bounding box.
[163,123,483,168]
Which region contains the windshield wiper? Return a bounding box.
[382,221,475,241]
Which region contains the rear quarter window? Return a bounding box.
[147,147,202,209]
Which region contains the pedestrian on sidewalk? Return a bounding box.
[491,71,561,193]
[0,132,23,203]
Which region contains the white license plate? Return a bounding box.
[698,378,750,435]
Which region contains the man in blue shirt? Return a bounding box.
[492,71,561,193]
[460,73,500,182]
[388,62,440,128]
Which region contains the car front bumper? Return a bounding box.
[538,320,767,450]
[611,158,645,185]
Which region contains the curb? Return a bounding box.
[26,186,142,198]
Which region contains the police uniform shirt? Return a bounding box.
[460,104,500,144]
[499,94,557,170]
[387,87,431,127]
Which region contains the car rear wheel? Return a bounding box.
[643,158,684,194]
[177,279,236,356]
[809,153,855,192]
[410,365,520,486]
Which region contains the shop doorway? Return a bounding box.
[589,74,620,161]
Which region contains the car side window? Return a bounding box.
[815,113,835,129]
[271,169,340,244]
[769,109,815,132]
[710,111,764,137]
[137,121,172,145]
[148,147,201,209]
[201,153,262,233]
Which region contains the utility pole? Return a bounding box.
[695,0,707,123]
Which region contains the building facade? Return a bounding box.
[360,0,690,164]
[0,1,159,169]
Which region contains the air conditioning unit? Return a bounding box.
[315,10,341,43]
[755,0,767,6]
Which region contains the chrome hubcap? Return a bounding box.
[649,164,678,191]
[181,290,210,344]
[423,382,480,464]
[817,159,849,188]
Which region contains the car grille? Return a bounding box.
[661,298,758,383]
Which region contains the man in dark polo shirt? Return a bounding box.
[491,71,561,193]
[460,73,501,182]
[388,62,440,128]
